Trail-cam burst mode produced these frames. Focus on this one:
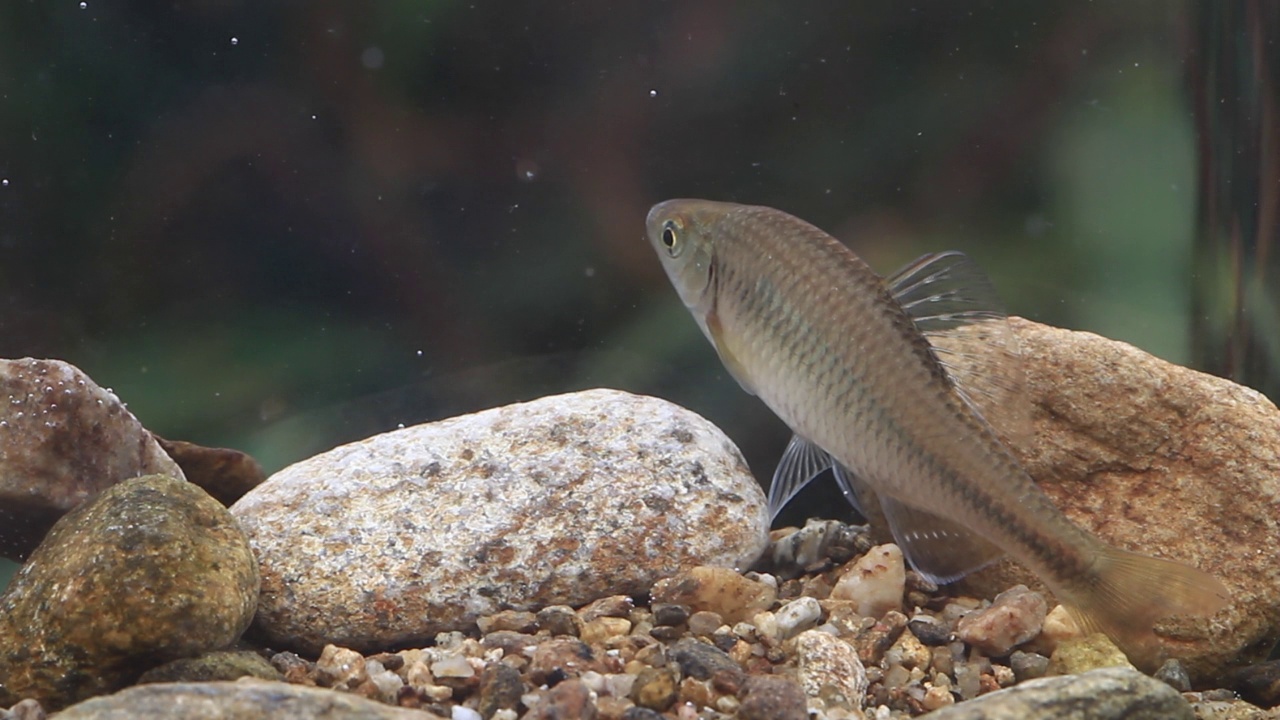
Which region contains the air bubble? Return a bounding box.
[230,37,239,46]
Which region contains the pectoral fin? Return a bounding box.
[703,309,756,396]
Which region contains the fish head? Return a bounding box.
[646,199,734,315]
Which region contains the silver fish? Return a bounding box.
[646,198,1228,668]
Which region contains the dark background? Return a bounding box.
[4,2,1265,586]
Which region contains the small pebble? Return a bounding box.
[477,610,539,634]
[795,629,867,710]
[430,653,475,679]
[580,616,631,644]
[829,544,905,619]
[687,610,723,637]
[651,566,777,624]
[921,684,954,710]
[1008,650,1050,682]
[652,604,691,627]
[1154,658,1191,693]
[631,667,678,711]
[535,606,582,637]
[317,645,367,689]
[578,595,634,622]
[753,611,779,643]
[775,596,822,640]
[908,616,953,646]
[955,584,1047,657]
[1046,633,1133,676]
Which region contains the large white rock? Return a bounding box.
[231,388,769,654]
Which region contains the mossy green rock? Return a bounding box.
[0,474,259,710]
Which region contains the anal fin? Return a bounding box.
[876,493,1005,584]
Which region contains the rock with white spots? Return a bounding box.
[0,358,185,560]
[795,630,867,712]
[231,389,769,654]
[829,543,905,619]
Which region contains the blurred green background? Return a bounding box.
[0,2,1270,585]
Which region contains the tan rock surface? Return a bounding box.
[955,318,1280,683]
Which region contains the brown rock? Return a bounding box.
[737,675,807,720]
[956,585,1048,657]
[535,606,583,637]
[650,566,777,624]
[577,595,634,622]
[630,667,678,711]
[526,678,596,720]
[0,474,259,710]
[949,319,1280,682]
[0,358,185,560]
[669,638,742,681]
[476,610,539,634]
[477,662,524,719]
[152,435,265,506]
[528,637,602,685]
[852,610,908,665]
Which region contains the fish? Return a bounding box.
[645,198,1229,668]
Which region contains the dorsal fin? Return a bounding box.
[886,251,1029,448]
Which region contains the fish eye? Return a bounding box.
[661,221,681,257]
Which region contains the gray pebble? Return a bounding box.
[919,666,1193,720]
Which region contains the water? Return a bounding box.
[0,1,1271,618]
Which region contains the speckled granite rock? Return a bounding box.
[231,389,769,654]
[0,474,259,710]
[0,358,185,560]
[949,318,1280,682]
[53,679,446,719]
[795,629,866,713]
[920,666,1193,720]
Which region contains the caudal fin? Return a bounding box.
[1062,545,1229,671]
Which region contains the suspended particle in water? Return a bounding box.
[1,179,8,187]
[230,37,239,46]
[79,1,87,8]
[649,89,658,97]
[515,157,539,182]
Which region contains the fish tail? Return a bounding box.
[1062,544,1229,670]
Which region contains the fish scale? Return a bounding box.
[647,198,1229,670]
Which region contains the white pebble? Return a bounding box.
[775,596,822,639]
[830,544,905,618]
[431,653,474,678]
[452,707,482,720]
